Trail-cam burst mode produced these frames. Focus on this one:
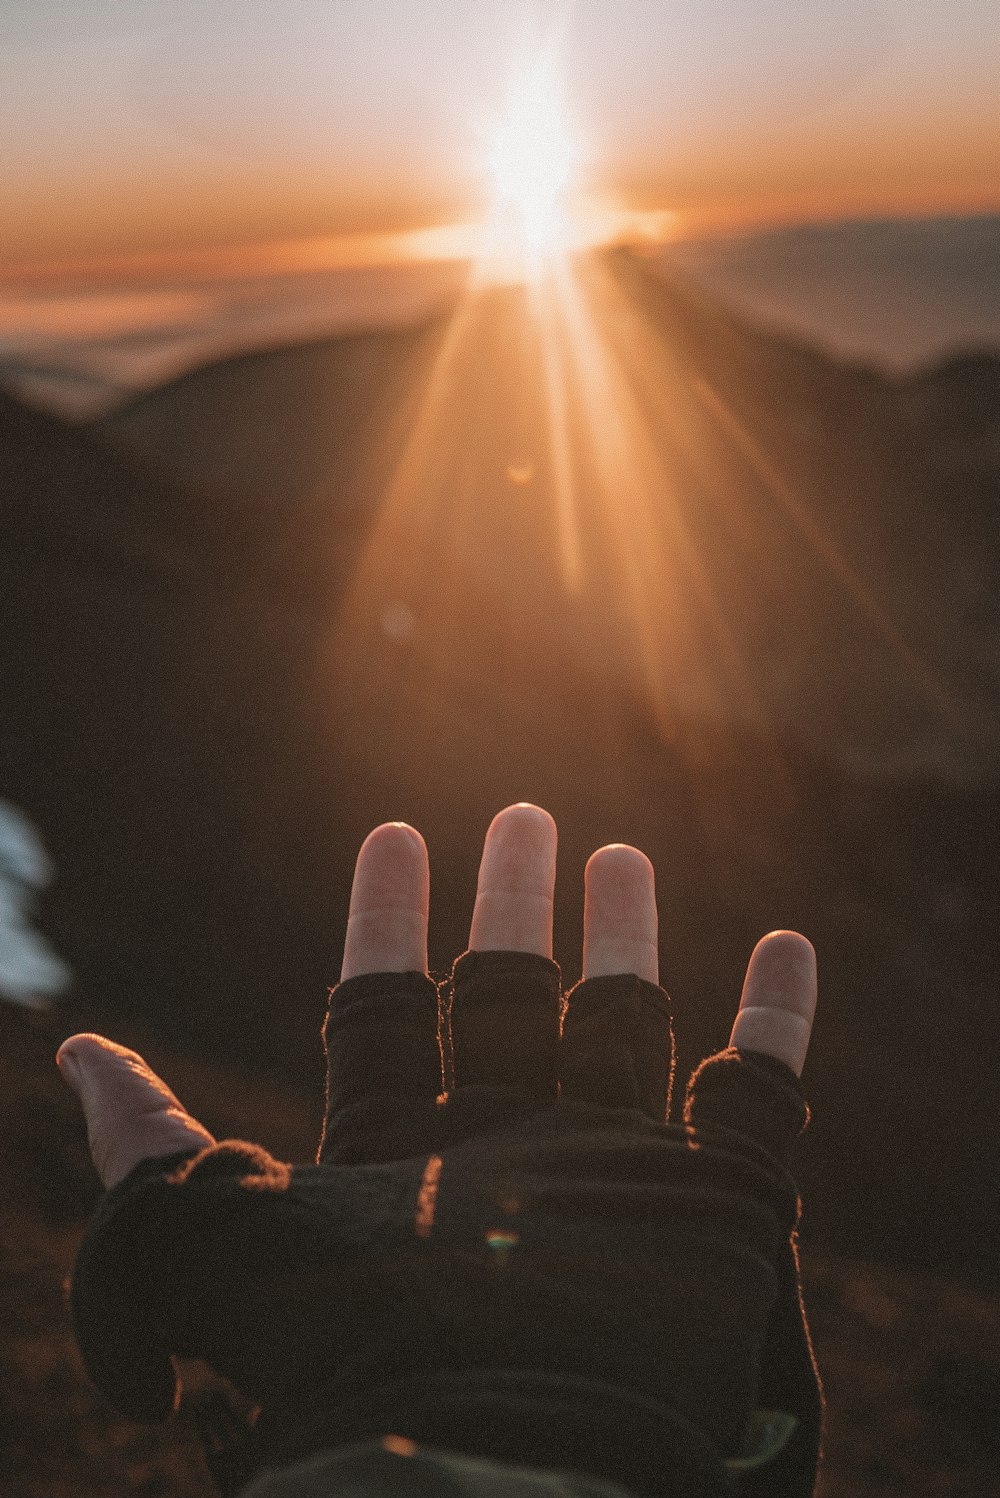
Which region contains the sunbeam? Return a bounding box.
[320,42,947,804]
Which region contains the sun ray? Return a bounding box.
[688,373,956,713]
[528,274,584,593]
[544,253,769,736]
[316,33,958,813]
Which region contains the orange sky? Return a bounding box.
[1,0,998,281]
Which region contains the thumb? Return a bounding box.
[57,1034,215,1189]
[729,931,817,1079]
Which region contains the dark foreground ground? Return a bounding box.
[2,1001,998,1498]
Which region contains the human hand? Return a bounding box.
[57,802,816,1188]
[58,803,821,1497]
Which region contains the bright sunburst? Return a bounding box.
[323,37,937,826]
[478,52,579,281]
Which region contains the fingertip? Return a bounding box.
[355,822,429,880]
[58,1031,123,1061]
[350,822,430,908]
[585,843,655,888]
[359,821,427,853]
[746,931,818,1005]
[343,821,430,980]
[732,929,818,1077]
[55,1042,81,1092]
[757,928,816,957]
[57,1033,130,1089]
[476,804,558,894]
[582,843,658,983]
[485,803,558,851]
[470,804,557,956]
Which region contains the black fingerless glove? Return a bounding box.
[71,954,822,1498]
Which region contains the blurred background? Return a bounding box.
[1,3,998,1494]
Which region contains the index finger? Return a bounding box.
[340,822,429,980]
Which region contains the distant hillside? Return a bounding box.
[94,248,1000,784]
[2,250,999,1286]
[660,213,1000,368]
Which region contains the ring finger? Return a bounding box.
[582,843,658,982]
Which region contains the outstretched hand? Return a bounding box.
[57,803,817,1189]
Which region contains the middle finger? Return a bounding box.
[468,803,557,955]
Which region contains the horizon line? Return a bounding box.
[4,199,999,292]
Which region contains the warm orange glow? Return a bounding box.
[3,73,997,278]
[0,227,479,291]
[2,47,963,769]
[0,290,208,340]
[321,210,948,785]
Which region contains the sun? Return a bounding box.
[478,53,579,281]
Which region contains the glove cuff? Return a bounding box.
[560,973,675,1121]
[684,1047,810,1164]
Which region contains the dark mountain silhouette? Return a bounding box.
[2,250,999,1297]
[0,384,353,1067]
[95,251,1000,783]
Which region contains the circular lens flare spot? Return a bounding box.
[486,1229,520,1251]
[506,462,535,485]
[379,600,416,641]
